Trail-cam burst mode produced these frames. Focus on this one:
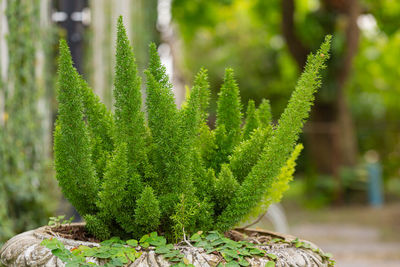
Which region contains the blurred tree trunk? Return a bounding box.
[281,0,360,185]
[157,0,186,107]
[90,0,160,108]
[131,0,159,69]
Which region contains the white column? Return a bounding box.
[157,0,185,107]
[37,0,51,156]
[91,0,107,101]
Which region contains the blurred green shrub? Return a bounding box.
[0,0,57,245]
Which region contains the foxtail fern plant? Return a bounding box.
[54,17,331,241]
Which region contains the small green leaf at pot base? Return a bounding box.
[238,257,250,266]
[210,238,225,246]
[266,253,278,260]
[108,257,125,266]
[225,261,241,267]
[221,249,240,259]
[140,242,150,248]
[190,232,202,242]
[206,233,220,241]
[266,261,276,267]
[100,236,125,246]
[248,247,265,256]
[150,232,158,238]
[149,236,167,246]
[126,251,137,262]
[139,234,149,243]
[155,244,174,254]
[126,239,138,247]
[323,252,333,258]
[40,238,64,250]
[52,248,72,262]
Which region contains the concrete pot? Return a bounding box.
[0,223,329,266]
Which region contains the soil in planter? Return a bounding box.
[45,224,101,243]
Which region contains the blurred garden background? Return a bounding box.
[0,0,399,266]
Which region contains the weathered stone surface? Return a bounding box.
[0,224,328,266]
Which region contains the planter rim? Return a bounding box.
[1,223,329,267]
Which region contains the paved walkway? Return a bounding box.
[255,203,400,266]
[291,224,400,267]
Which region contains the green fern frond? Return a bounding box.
[214,164,239,215]
[229,126,273,183]
[114,16,148,175]
[79,77,114,180]
[148,43,172,90]
[193,68,210,122]
[214,68,243,170]
[216,36,331,231]
[256,99,272,127]
[135,186,161,235]
[145,49,197,230]
[241,144,303,223]
[54,40,98,215]
[243,100,260,140]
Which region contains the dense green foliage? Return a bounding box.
[0,0,56,245]
[54,17,330,241]
[216,40,331,231]
[243,144,303,223]
[172,0,400,201]
[55,40,99,216]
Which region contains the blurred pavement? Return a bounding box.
[257,202,400,267]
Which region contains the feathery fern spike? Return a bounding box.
[185,71,212,190]
[216,35,331,231]
[241,144,303,223]
[97,143,129,222]
[144,72,179,188]
[148,42,172,89]
[180,67,210,141]
[84,214,111,240]
[80,77,114,179]
[214,164,239,215]
[135,186,161,235]
[243,100,259,140]
[229,126,273,183]
[216,68,242,134]
[114,16,148,175]
[145,55,195,226]
[54,39,98,215]
[213,68,243,170]
[193,68,210,122]
[256,99,272,127]
[197,122,217,169]
[146,46,201,233]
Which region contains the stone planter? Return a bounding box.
[0,223,329,266]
